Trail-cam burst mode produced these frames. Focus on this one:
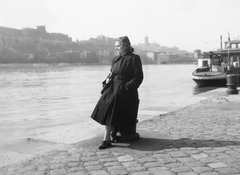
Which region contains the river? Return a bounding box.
[0,63,208,146]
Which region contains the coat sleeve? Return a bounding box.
[125,54,143,91]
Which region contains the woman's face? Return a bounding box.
[115,41,125,55]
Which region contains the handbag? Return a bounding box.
[101,72,114,94]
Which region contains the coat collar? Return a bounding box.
[113,52,132,63]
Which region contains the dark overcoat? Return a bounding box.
[91,51,143,127]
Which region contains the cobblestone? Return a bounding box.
[1,93,240,174]
[191,166,213,174]
[215,167,240,174]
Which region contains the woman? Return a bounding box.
[91,36,144,149]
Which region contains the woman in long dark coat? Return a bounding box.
[91,36,143,149]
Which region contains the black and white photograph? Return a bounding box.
[1,0,240,174]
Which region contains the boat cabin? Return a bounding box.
[197,39,240,72]
[221,40,240,67]
[199,53,225,72]
[224,39,240,50]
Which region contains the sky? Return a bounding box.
[1,0,240,52]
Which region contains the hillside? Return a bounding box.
[0,26,193,64]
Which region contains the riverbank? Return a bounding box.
[0,64,200,167]
[1,87,240,174]
[0,87,222,168]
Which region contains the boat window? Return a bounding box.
[232,44,237,49]
[203,60,208,67]
[233,56,238,62]
[212,56,221,66]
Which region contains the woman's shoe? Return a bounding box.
[98,140,112,149]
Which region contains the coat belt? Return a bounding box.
[114,75,127,80]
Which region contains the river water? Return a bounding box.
[0,63,205,146]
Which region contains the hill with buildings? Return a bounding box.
[0,26,194,64]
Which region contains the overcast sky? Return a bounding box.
[1,0,240,52]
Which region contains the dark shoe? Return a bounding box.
[98,140,111,149]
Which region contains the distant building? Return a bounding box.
[0,25,72,42]
[157,52,179,64]
[157,52,170,64]
[97,50,114,63]
[0,26,22,37]
[194,49,201,59]
[146,51,158,62]
[145,35,149,45]
[36,26,46,33]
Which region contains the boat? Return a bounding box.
[192,38,240,87]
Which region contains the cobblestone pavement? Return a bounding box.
[1,94,240,175]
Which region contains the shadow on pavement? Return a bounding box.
[126,137,240,151]
[75,135,240,153]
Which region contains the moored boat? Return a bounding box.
[192,37,240,87]
[192,55,227,87]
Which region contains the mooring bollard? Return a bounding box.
[238,71,240,87]
[226,74,238,94]
[114,99,140,142]
[118,119,140,142]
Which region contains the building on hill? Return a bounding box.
[146,51,159,62]
[145,35,149,45]
[145,51,179,64]
[0,26,22,38]
[135,36,190,55]
[0,25,72,42]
